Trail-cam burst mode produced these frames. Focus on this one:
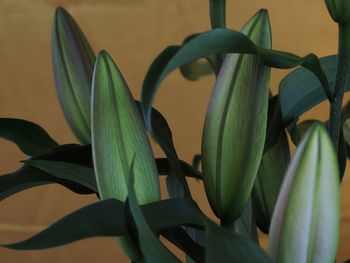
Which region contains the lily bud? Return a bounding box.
[52,7,95,144]
[92,50,160,204]
[201,9,271,222]
[92,51,160,261]
[325,0,350,24]
[269,124,340,263]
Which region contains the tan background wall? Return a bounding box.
[0,0,349,262]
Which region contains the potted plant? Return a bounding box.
[0,0,348,262]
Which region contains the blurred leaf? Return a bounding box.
[205,222,272,263]
[52,7,95,143]
[252,130,290,234]
[161,227,204,262]
[201,9,271,222]
[269,124,340,263]
[0,118,58,156]
[264,96,285,152]
[91,50,160,204]
[279,55,339,124]
[234,198,259,242]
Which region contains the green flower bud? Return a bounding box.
[52,7,95,144]
[269,124,340,263]
[325,0,350,24]
[201,9,271,222]
[92,51,160,261]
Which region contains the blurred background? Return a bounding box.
[0,0,349,262]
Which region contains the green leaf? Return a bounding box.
[179,34,217,81]
[0,144,94,200]
[269,123,340,263]
[233,198,259,241]
[264,96,285,153]
[23,160,97,192]
[141,20,330,137]
[92,50,160,204]
[279,55,338,124]
[52,7,95,143]
[201,9,271,222]
[2,198,205,251]
[0,165,93,201]
[127,158,181,263]
[205,222,272,263]
[0,118,58,156]
[252,130,290,234]
[161,227,204,262]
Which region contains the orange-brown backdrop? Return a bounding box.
[0,0,349,262]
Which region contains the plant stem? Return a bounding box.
[329,24,350,152]
[209,0,226,29]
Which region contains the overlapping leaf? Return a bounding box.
[0,118,58,156]
[252,130,290,233]
[141,22,331,137]
[279,55,339,124]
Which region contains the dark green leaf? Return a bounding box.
[23,160,97,192]
[205,222,271,263]
[279,55,337,124]
[2,198,205,250]
[0,165,93,201]
[252,130,290,233]
[0,118,58,156]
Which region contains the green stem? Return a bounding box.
[329,24,350,152]
[209,0,226,29]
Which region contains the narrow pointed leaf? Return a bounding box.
[205,222,271,263]
[92,50,160,204]
[234,198,259,241]
[23,160,97,192]
[2,198,205,250]
[52,7,95,143]
[201,10,271,221]
[269,124,340,263]
[279,55,340,124]
[0,165,93,201]
[0,144,94,200]
[127,160,181,263]
[0,118,58,156]
[252,130,290,233]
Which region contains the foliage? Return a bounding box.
[1,1,349,262]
